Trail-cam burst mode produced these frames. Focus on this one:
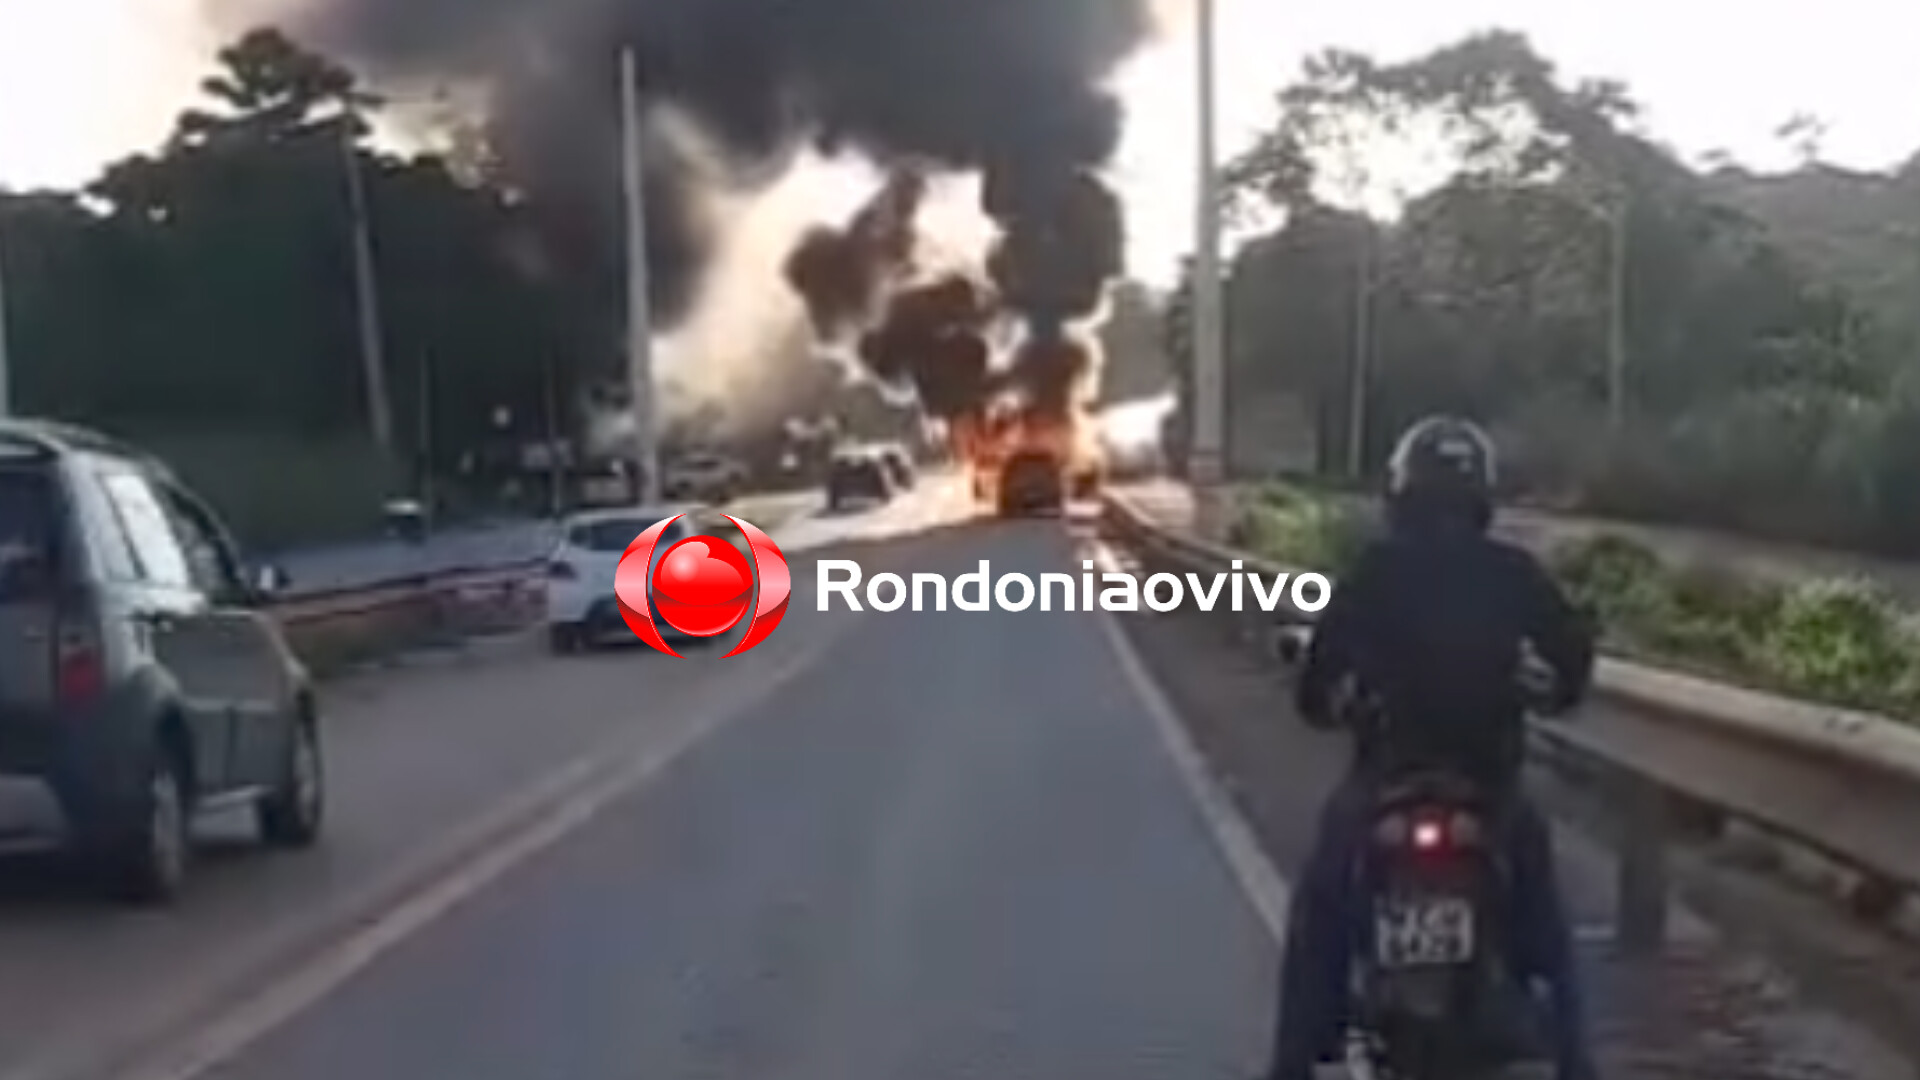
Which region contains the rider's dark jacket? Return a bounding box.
[1294,502,1595,789]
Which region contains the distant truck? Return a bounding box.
[996,449,1100,516]
[998,450,1066,516]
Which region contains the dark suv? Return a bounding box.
[0,421,322,903]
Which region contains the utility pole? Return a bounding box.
[416,353,434,515]
[341,116,394,453]
[1606,192,1629,434]
[1346,226,1373,479]
[620,48,660,507]
[0,229,12,418]
[1189,0,1229,538]
[544,353,564,517]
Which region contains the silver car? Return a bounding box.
[0,421,322,903]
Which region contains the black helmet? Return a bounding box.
[1385,415,1496,533]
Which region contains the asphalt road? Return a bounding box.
[0,480,1276,1080]
[2,477,1901,1080]
[194,517,1275,1080]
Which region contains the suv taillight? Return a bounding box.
[56,616,105,706]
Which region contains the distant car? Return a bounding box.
[545,505,703,652]
[661,453,747,504]
[381,497,429,544]
[875,444,916,490]
[826,450,894,511]
[0,420,322,903]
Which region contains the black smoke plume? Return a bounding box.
[271,0,1154,333]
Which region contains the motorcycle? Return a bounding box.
[1275,625,1560,1080]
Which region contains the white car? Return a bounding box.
[545,505,702,652]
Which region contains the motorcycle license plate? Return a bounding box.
[1374,896,1475,968]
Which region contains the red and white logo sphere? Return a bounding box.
[613,515,791,657]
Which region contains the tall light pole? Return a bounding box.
[1345,226,1373,479]
[1189,0,1229,537]
[340,116,394,453]
[620,48,660,507]
[544,352,565,517]
[0,229,12,418]
[416,352,434,514]
[1605,192,1628,434]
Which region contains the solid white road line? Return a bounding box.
[1091,541,1292,944]
[111,643,834,1080]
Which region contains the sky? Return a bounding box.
[4,0,1919,289]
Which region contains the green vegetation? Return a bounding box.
[1235,484,1920,719]
[1551,535,1920,716]
[144,430,402,551]
[0,29,615,545]
[1176,31,1920,558]
[1230,483,1374,578]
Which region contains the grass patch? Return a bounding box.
[1229,482,1375,577]
[1549,535,1920,717]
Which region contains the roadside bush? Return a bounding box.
[1545,532,1920,717]
[1236,484,1373,576]
[1548,534,1666,626]
[1235,490,1920,718]
[1755,578,1915,707]
[1646,562,1782,671]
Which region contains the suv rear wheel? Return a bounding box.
[94,744,192,904]
[258,714,323,848]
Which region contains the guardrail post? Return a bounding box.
[1615,766,1669,955]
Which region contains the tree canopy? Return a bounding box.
[1184,30,1920,552]
[0,28,618,538]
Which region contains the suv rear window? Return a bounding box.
[567,517,682,553]
[0,467,58,599]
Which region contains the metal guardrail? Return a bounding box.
[263,557,548,678]
[1100,491,1920,952]
[271,559,545,626]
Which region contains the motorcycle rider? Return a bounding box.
[1260,415,1599,1080]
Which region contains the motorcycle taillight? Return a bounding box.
[1410,815,1447,851]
